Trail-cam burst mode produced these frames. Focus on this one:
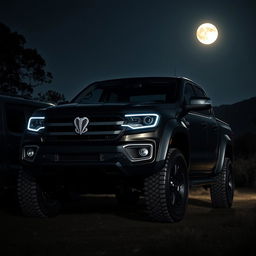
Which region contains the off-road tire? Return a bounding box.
[17,169,61,217]
[144,148,188,222]
[210,157,234,208]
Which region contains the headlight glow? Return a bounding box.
[27,117,45,132]
[122,113,159,130]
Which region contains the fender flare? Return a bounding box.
[214,134,233,174]
[156,119,190,168]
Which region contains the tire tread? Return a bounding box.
[144,148,188,222]
[210,158,233,208]
[17,169,47,217]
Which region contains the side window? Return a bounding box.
[192,85,212,116]
[5,104,26,134]
[184,84,195,104]
[193,86,206,98]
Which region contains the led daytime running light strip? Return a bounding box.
[27,117,45,132]
[122,113,159,130]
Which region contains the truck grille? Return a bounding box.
[45,115,124,142]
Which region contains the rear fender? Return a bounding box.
[214,134,233,174]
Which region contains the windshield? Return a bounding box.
[73,79,179,104]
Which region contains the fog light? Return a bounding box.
[22,145,39,162]
[26,148,35,158]
[122,144,153,162]
[138,148,149,157]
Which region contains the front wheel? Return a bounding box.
[210,157,234,208]
[144,148,189,222]
[17,169,61,217]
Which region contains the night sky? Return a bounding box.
[1,0,255,105]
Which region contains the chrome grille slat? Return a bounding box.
[45,115,124,141]
[47,121,124,126]
[48,131,121,136]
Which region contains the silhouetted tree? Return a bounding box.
[37,90,66,104]
[0,23,52,98]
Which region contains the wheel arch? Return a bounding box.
[170,132,190,168]
[214,134,234,174]
[156,120,190,168]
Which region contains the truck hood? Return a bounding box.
[43,103,179,118]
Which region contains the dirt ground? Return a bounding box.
[0,188,256,256]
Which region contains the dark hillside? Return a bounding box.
[214,97,256,136]
[214,97,256,187]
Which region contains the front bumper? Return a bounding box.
[21,140,163,177]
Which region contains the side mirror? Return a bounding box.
[185,97,212,112]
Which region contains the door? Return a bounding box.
[192,85,219,170]
[206,114,219,166]
[183,83,209,171]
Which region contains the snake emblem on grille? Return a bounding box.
[74,117,89,135]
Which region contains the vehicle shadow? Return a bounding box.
[188,198,212,208]
[0,193,236,221]
[61,195,149,222]
[0,189,20,216]
[61,195,217,222]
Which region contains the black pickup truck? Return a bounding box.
[18,77,234,222]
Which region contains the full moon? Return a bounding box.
[196,23,218,45]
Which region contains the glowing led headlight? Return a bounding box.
[27,117,45,132]
[122,114,159,130]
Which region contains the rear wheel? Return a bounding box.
[210,157,234,208]
[144,148,189,222]
[17,169,61,217]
